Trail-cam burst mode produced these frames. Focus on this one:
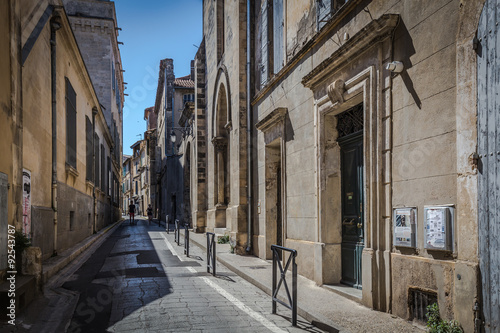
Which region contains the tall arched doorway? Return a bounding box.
[212,83,230,228]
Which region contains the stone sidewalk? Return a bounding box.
[178,228,425,333]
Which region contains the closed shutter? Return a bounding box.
[65,78,77,168]
[101,144,105,192]
[94,133,100,188]
[273,0,284,74]
[108,156,111,195]
[259,0,269,87]
[86,116,93,181]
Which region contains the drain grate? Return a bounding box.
[408,288,437,322]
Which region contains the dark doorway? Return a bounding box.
[337,104,364,289]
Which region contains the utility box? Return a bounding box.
[393,207,417,248]
[424,205,455,251]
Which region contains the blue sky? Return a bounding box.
[115,0,203,156]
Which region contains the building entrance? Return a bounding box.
[337,105,364,289]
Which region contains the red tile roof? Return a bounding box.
[174,74,194,88]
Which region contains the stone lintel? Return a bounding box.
[255,107,287,132]
[302,14,399,89]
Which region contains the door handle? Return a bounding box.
[342,218,355,225]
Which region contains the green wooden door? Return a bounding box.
[339,133,364,289]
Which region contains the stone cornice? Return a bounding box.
[302,14,399,89]
[256,107,287,132]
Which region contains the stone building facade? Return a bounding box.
[153,59,195,224]
[189,0,499,331]
[62,0,125,222]
[122,154,132,212]
[0,0,123,273]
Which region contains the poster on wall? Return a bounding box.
[393,207,416,247]
[424,206,454,251]
[22,169,31,238]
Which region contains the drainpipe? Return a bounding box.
[246,0,253,252]
[50,14,61,256]
[92,107,98,233]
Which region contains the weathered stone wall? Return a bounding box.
[57,181,94,252]
[248,0,480,329]
[20,1,116,260]
[203,0,248,252]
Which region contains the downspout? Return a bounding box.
[50,14,61,256]
[245,0,253,252]
[92,107,98,233]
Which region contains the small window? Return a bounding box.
[69,211,75,231]
[216,0,224,62]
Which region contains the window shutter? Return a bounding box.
[94,133,100,188]
[259,1,269,87]
[86,116,93,181]
[273,0,284,74]
[65,78,77,168]
[101,144,105,192]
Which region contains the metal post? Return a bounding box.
[272,248,277,315]
[166,215,169,234]
[212,240,216,276]
[184,224,189,257]
[206,233,210,273]
[292,255,297,326]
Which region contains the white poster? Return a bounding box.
[22,169,31,238]
[394,208,416,247]
[425,208,445,249]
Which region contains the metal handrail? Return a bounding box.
[271,244,298,326]
[184,223,189,257]
[206,232,216,276]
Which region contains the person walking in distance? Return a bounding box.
[129,201,136,225]
[147,204,153,225]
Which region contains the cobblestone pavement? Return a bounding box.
[59,218,325,333]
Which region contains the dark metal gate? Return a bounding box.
[477,2,500,332]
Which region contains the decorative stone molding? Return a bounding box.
[302,14,399,88]
[211,136,227,152]
[255,107,287,132]
[65,163,79,178]
[327,79,346,105]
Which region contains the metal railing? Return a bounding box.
[206,232,216,276]
[271,244,298,326]
[184,224,190,257]
[174,219,180,246]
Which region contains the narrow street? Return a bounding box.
[38,218,323,333]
